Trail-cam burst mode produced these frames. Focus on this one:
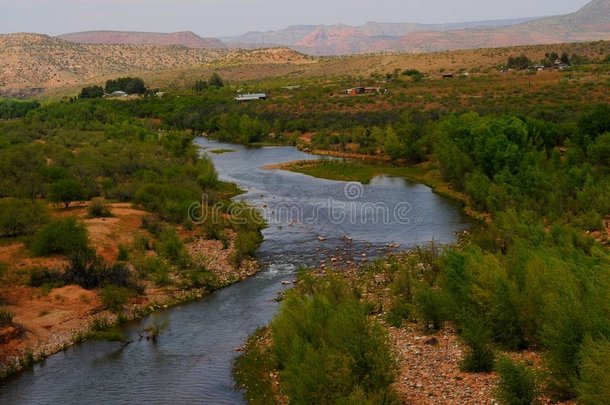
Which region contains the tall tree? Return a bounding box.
[208,73,224,88]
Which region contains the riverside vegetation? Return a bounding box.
[0,47,609,402]
[226,59,609,403]
[0,92,264,378]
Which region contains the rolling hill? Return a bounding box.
[0,33,309,97]
[58,31,227,49]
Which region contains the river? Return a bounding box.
[0,139,470,404]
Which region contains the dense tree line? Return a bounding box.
[0,99,40,119]
[194,73,225,92]
[0,100,223,235]
[506,54,532,70]
[105,77,147,94]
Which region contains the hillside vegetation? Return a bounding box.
[224,55,610,403]
[0,95,264,376]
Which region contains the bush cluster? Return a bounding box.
[0,199,49,238]
[272,275,398,404]
[30,217,89,257]
[87,198,113,218]
[0,308,14,327]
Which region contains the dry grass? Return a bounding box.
[1,33,608,98]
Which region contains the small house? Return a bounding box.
[345,87,365,96]
[344,87,386,96]
[108,90,128,98]
[363,87,383,94]
[235,93,268,102]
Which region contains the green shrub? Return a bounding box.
[101,285,132,313]
[390,265,414,301]
[460,317,496,372]
[0,199,50,238]
[28,267,64,288]
[204,220,228,244]
[0,308,14,326]
[30,217,90,257]
[63,252,136,290]
[117,244,129,261]
[233,230,262,267]
[385,300,412,327]
[186,266,218,290]
[132,234,151,251]
[489,278,524,350]
[234,328,278,405]
[495,357,539,405]
[136,255,171,286]
[414,283,446,332]
[156,227,188,265]
[18,349,35,370]
[0,261,7,279]
[103,262,136,289]
[577,337,610,405]
[272,276,398,404]
[82,317,124,342]
[87,198,113,218]
[141,215,165,236]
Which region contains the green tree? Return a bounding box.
[193,80,208,92]
[383,126,403,160]
[30,217,90,257]
[588,132,610,166]
[506,54,531,70]
[208,73,224,88]
[0,144,46,201]
[79,86,104,99]
[49,178,86,208]
[0,99,40,119]
[0,199,50,237]
[105,77,147,94]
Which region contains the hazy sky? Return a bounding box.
[0,0,592,37]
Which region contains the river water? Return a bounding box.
[0,139,470,404]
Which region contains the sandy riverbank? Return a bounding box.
[0,203,258,379]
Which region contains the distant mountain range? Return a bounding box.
[389,0,610,53]
[220,18,540,54]
[56,0,610,55]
